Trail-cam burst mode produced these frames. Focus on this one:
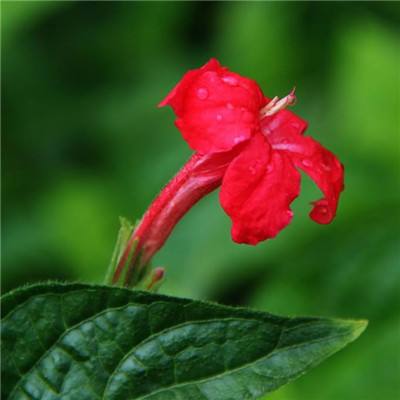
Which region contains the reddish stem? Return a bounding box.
[112,149,238,285]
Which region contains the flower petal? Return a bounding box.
[160,58,265,154]
[220,132,301,245]
[159,58,220,115]
[261,110,344,224]
[261,108,308,138]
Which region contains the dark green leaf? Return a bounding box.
[1,283,366,399]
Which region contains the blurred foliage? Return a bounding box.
[2,2,400,399]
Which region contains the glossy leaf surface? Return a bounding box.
[1,283,366,399]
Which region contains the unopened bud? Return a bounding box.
[147,267,165,290]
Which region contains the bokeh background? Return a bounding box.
[2,2,400,399]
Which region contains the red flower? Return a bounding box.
[113,59,344,286]
[160,59,344,244]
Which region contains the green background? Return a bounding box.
[2,2,399,399]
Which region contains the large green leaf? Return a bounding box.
[1,283,366,399]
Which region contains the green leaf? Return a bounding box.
[104,216,136,286]
[1,283,366,400]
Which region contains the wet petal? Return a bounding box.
[293,137,344,224]
[220,133,301,244]
[262,110,344,224]
[261,108,308,139]
[159,58,220,115]
[160,58,265,154]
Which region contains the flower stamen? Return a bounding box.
[260,87,297,118]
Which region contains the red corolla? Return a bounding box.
[114,59,344,285]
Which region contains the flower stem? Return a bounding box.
[112,150,237,287]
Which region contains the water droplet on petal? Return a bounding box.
[266,164,274,173]
[319,206,328,214]
[222,75,238,86]
[249,166,257,175]
[234,135,246,144]
[291,121,300,130]
[302,159,313,168]
[216,114,223,121]
[321,162,331,172]
[282,139,289,144]
[226,102,234,110]
[196,88,208,100]
[262,127,272,136]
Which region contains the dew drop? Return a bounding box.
[302,159,313,167]
[262,127,272,136]
[249,166,257,175]
[266,164,274,173]
[234,135,246,144]
[291,121,300,130]
[226,102,234,110]
[321,162,331,172]
[196,88,208,100]
[319,206,328,214]
[222,75,238,86]
[216,114,223,121]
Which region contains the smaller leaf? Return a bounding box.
[104,216,136,285]
[1,283,366,400]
